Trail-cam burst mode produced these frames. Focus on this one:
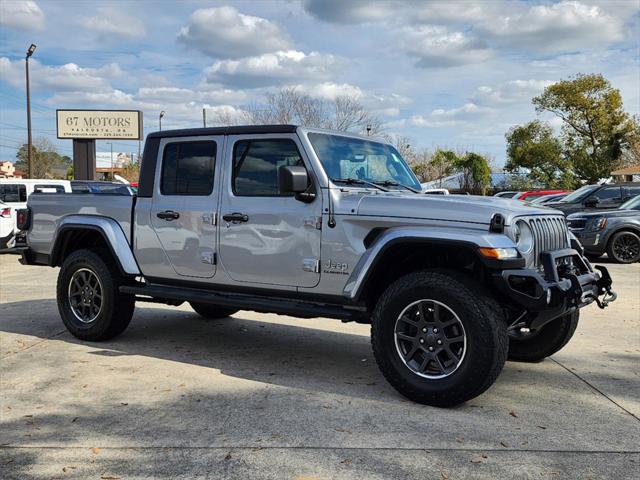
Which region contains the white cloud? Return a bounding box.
[293,82,364,100]
[177,6,290,58]
[303,0,498,25]
[478,1,627,52]
[0,57,122,92]
[136,86,248,105]
[409,115,461,128]
[82,7,146,39]
[470,79,554,106]
[397,25,493,68]
[47,89,134,107]
[205,50,342,88]
[0,0,44,31]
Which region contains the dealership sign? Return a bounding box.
[56,110,143,140]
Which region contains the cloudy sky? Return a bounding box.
[0,0,638,165]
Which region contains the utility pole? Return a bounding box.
[106,142,113,179]
[25,43,36,178]
[202,108,207,128]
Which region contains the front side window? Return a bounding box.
[308,133,421,191]
[233,139,304,196]
[0,184,27,203]
[593,186,622,201]
[161,141,216,195]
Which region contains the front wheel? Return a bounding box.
[371,270,508,407]
[57,249,135,341]
[508,311,579,362]
[607,231,640,263]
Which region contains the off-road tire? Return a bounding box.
[57,248,135,341]
[190,302,238,319]
[607,231,640,264]
[371,270,508,407]
[508,311,579,362]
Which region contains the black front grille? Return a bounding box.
[567,218,587,230]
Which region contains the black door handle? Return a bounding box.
[157,210,180,221]
[223,212,249,223]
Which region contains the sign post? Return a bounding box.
[56,110,143,180]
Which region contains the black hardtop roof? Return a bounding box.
[146,124,298,139]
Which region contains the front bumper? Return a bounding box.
[494,248,616,330]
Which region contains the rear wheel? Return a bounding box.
[57,249,135,341]
[190,302,238,319]
[371,270,508,407]
[508,311,579,362]
[607,231,640,263]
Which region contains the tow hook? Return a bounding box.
[593,265,617,309]
[594,287,617,309]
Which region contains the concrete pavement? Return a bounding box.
[1,255,638,479]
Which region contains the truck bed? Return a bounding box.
[27,193,134,257]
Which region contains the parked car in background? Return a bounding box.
[0,200,15,249]
[513,190,569,201]
[529,193,569,205]
[567,195,640,264]
[546,183,640,216]
[493,191,519,198]
[0,179,72,250]
[422,187,449,195]
[71,181,134,195]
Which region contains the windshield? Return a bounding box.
[620,195,640,210]
[307,133,422,191]
[559,185,598,203]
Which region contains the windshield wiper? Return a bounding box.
[331,178,390,192]
[374,180,421,194]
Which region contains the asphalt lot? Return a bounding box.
[1,254,638,479]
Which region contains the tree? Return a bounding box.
[533,73,637,183]
[231,87,383,136]
[505,120,577,189]
[455,152,491,195]
[431,149,459,184]
[15,137,68,179]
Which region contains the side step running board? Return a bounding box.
[119,283,365,321]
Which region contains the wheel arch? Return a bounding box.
[343,226,522,308]
[51,216,140,276]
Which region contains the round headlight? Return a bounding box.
[514,220,534,254]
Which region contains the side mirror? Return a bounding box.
[278,165,315,203]
[278,166,308,194]
[584,197,599,208]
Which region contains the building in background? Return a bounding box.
[611,165,640,183]
[0,161,22,179]
[95,152,135,178]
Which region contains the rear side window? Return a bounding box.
[625,186,640,198]
[0,184,27,203]
[34,184,65,193]
[233,139,303,196]
[161,141,216,195]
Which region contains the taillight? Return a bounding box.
[0,208,10,218]
[16,208,30,230]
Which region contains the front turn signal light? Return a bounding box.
[479,247,519,259]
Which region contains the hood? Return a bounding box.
[567,209,640,220]
[354,192,555,225]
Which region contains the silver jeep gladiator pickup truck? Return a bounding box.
[17,125,617,407]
